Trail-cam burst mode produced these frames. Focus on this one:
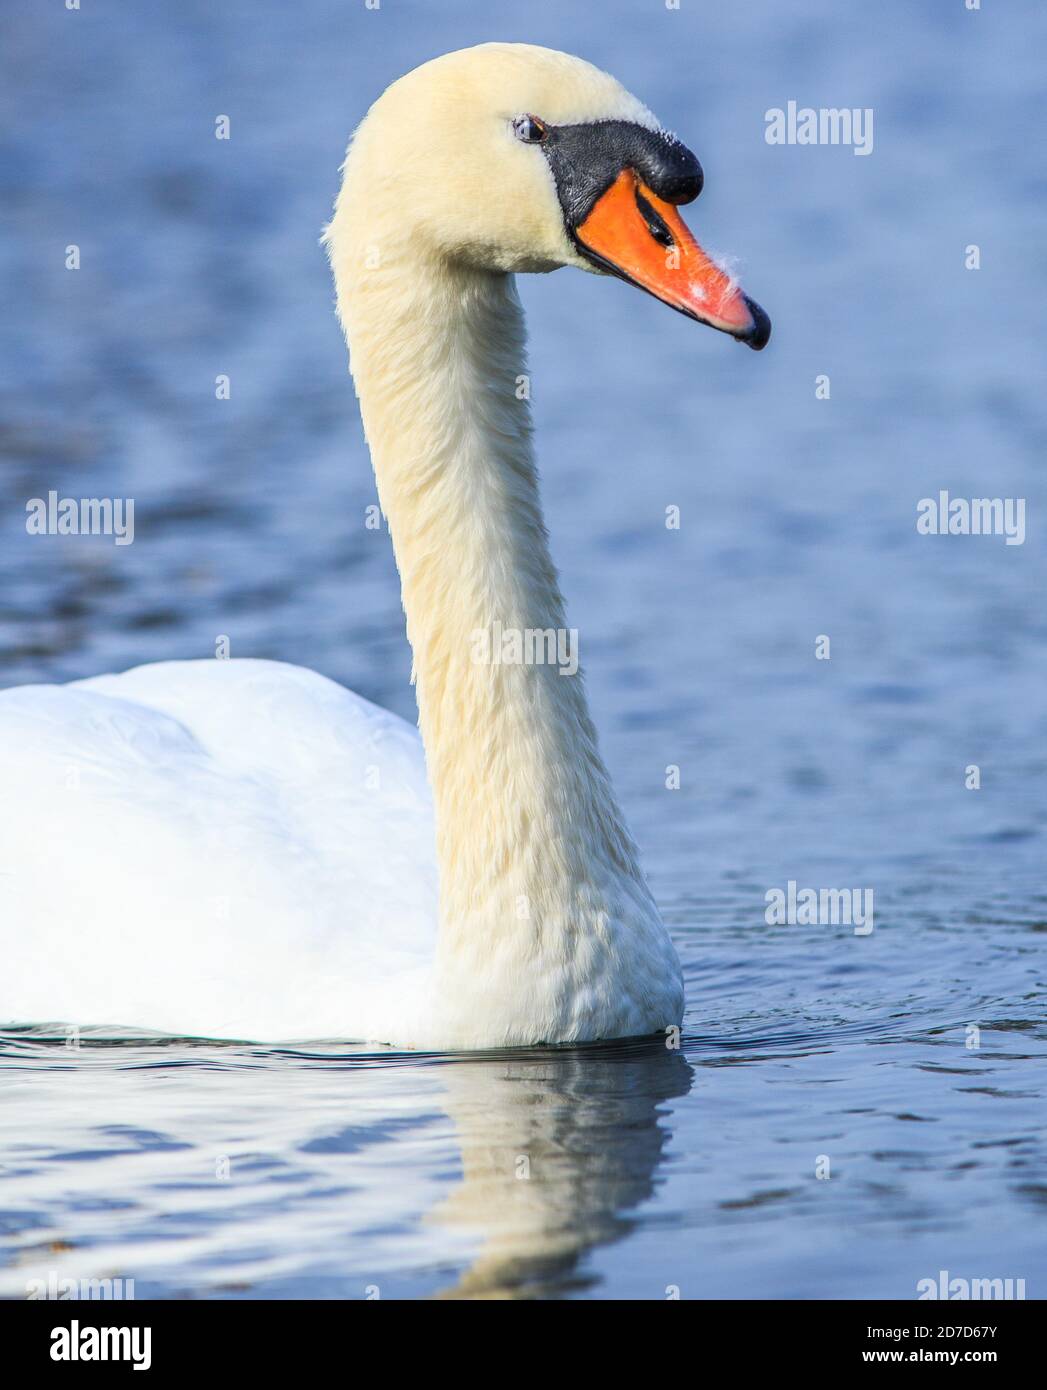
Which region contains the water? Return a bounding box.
[2,0,1046,1299]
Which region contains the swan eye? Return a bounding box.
[512,115,548,144]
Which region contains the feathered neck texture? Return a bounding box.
[325,101,680,1045]
[337,244,649,927]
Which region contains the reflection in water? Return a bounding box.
[428,1041,692,1299]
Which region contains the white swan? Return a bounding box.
[0,44,768,1049]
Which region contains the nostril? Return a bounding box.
[634,186,675,248]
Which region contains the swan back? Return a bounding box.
[0,661,438,1041]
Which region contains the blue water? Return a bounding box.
[1,0,1045,1298]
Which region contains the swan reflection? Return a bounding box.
[428,1039,693,1299]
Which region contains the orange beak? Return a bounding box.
[574,169,770,349]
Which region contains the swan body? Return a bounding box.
[0,44,769,1047]
[0,660,437,1043]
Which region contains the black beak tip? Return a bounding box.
[741,295,772,351]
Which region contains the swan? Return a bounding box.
[0,44,769,1049]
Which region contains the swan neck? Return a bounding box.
[340,254,654,966]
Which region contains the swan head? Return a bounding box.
[328,43,769,349]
